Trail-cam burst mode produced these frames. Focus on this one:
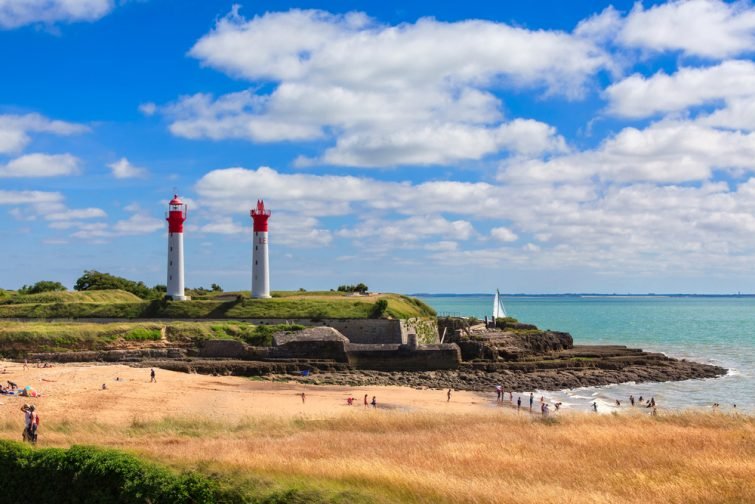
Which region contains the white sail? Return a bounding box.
[492,289,506,320]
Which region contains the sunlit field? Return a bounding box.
[1,409,751,503]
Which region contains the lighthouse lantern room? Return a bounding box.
[250,199,271,298]
[166,195,188,301]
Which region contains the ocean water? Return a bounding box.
[418,295,754,413]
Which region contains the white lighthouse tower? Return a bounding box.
[166,195,188,301]
[250,199,271,298]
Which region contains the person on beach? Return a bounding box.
[554,402,562,411]
[300,392,306,404]
[8,380,17,390]
[543,404,550,416]
[509,391,513,401]
[541,403,546,415]
[517,396,521,412]
[23,359,28,371]
[28,405,38,443]
[650,397,656,407]
[495,385,501,402]
[347,396,354,406]
[638,395,643,403]
[592,402,598,413]
[447,389,452,402]
[150,368,156,383]
[364,394,369,407]
[21,404,31,441]
[615,400,621,407]
[630,395,635,406]
[529,393,534,412]
[371,396,377,408]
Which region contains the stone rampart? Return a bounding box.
[345,343,461,371]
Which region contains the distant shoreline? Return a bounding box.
[413,293,755,298]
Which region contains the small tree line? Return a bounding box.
[337,283,369,294]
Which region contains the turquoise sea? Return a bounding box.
[417,295,753,413]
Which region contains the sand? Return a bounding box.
[0,361,509,426]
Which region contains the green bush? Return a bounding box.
[124,328,162,341]
[0,440,220,503]
[18,281,67,295]
[370,299,388,318]
[74,270,159,300]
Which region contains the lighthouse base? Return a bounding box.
[167,295,191,301]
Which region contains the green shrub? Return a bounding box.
[370,299,388,318]
[124,328,162,341]
[0,440,220,503]
[18,280,67,295]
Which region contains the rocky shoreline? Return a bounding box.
[128,344,726,392]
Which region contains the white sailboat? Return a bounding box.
[492,289,507,323]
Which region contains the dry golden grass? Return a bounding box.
[1,410,752,503]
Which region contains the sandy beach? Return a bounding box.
[0,361,508,426]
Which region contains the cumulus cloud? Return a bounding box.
[0,153,80,178]
[605,60,755,119]
[618,0,755,59]
[0,113,87,154]
[501,121,755,184]
[194,164,755,276]
[161,8,608,167]
[491,227,518,242]
[107,157,148,179]
[70,212,164,240]
[0,0,115,29]
[0,190,63,205]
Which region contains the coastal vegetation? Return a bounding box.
[1,410,750,503]
[0,289,435,320]
[0,321,305,355]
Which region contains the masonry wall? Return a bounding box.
[345,343,461,371]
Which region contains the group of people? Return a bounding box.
[495,385,513,403]
[344,394,377,408]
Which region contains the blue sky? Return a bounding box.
[2,0,755,293]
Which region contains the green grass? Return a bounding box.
[0,292,435,320]
[124,328,162,341]
[0,440,363,503]
[0,321,308,356]
[0,289,142,305]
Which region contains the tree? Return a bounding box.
[210,283,223,292]
[18,281,67,295]
[74,270,154,299]
[354,283,369,294]
[336,283,369,294]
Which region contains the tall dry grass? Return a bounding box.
[1,410,751,503]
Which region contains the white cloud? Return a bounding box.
[107,157,148,179]
[0,113,87,154]
[338,215,476,242]
[618,0,755,59]
[44,208,106,221]
[0,0,115,29]
[501,121,755,184]
[162,8,608,167]
[194,164,755,276]
[605,60,755,119]
[71,212,163,240]
[0,190,63,205]
[0,153,80,178]
[491,227,518,242]
[138,102,157,116]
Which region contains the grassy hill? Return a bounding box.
[0,290,436,320]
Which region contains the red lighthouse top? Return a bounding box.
[250,199,271,232]
[166,194,187,233]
